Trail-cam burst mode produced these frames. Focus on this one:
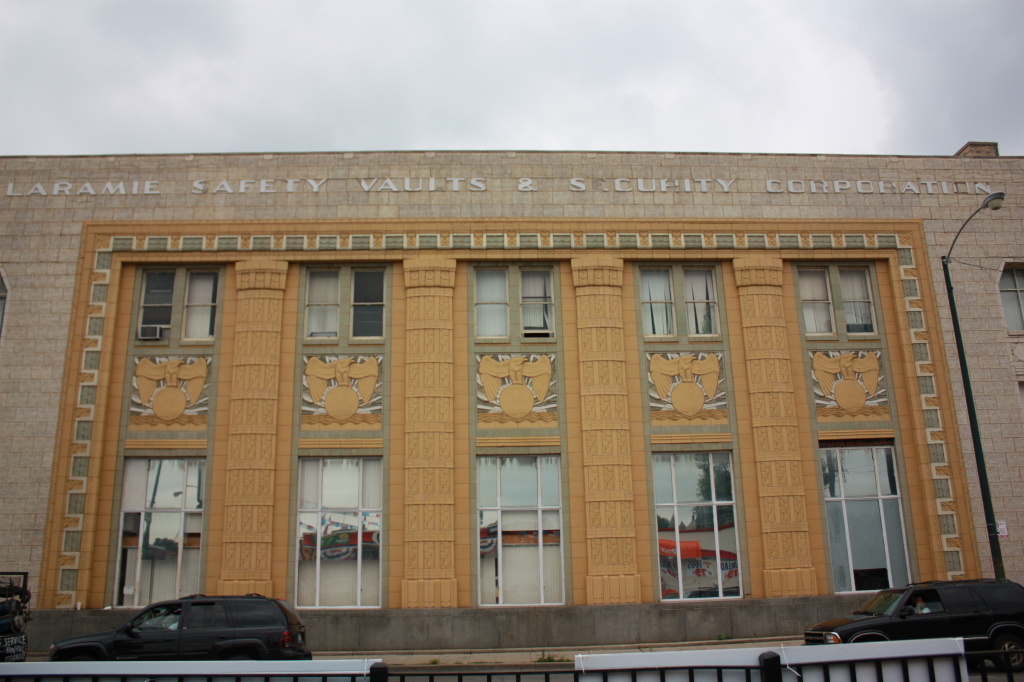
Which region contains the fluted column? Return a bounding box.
[734,257,815,596]
[401,257,458,607]
[572,257,641,604]
[217,260,288,595]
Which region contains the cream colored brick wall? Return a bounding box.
[1,149,1022,593]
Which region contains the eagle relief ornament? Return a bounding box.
[811,350,885,414]
[304,356,380,422]
[478,354,554,422]
[648,352,723,417]
[134,357,209,421]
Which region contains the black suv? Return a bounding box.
[805,579,1024,671]
[48,594,312,661]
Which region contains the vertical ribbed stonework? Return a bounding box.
[401,257,459,607]
[217,260,288,595]
[572,257,641,604]
[733,257,816,596]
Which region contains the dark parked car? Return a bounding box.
[48,594,312,661]
[805,579,1024,671]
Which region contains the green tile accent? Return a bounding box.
[618,234,638,248]
[553,234,572,248]
[812,235,833,248]
[923,409,941,428]
[351,235,371,250]
[939,515,957,535]
[746,235,766,249]
[912,343,930,361]
[519,234,539,249]
[485,234,505,249]
[63,531,82,552]
[79,386,97,405]
[684,234,703,249]
[585,234,605,248]
[71,457,90,477]
[845,235,865,248]
[452,235,472,249]
[651,234,670,248]
[91,284,108,303]
[252,236,272,251]
[907,311,924,329]
[95,252,112,269]
[779,235,800,249]
[716,234,735,249]
[917,376,936,395]
[83,351,101,370]
[181,236,204,251]
[59,569,78,591]
[929,444,946,463]
[897,248,914,265]
[318,235,338,250]
[111,237,134,251]
[944,550,962,572]
[147,237,168,251]
[385,235,405,249]
[877,235,898,248]
[216,236,238,251]
[87,318,104,336]
[285,235,305,250]
[933,478,952,499]
[67,493,86,514]
[902,279,919,297]
[418,235,438,249]
[75,421,93,440]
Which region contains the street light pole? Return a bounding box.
[940,191,1006,579]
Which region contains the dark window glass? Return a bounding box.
[186,602,230,629]
[943,586,982,614]
[229,599,284,627]
[982,584,1024,611]
[352,271,384,337]
[141,272,175,329]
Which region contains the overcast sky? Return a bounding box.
[1,0,1022,157]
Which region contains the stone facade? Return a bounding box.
[0,147,1021,647]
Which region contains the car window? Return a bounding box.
[275,599,303,625]
[943,586,983,613]
[908,589,945,614]
[980,583,1024,611]
[185,601,230,629]
[229,599,285,628]
[133,603,182,631]
[856,589,905,615]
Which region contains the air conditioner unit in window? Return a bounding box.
[137,325,163,340]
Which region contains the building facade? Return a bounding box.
[1,144,1022,648]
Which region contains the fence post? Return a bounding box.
[758,651,782,682]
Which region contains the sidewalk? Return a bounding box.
[314,635,807,670]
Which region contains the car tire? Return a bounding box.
[992,633,1024,673]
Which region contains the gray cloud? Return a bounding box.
[1,0,1021,156]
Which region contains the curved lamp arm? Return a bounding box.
[944,191,1006,260]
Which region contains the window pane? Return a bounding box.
[641,270,674,336]
[1002,291,1024,331]
[319,511,360,606]
[844,302,874,333]
[521,271,552,302]
[353,271,384,303]
[839,269,870,300]
[186,273,217,305]
[322,459,360,509]
[673,453,712,503]
[308,271,339,304]
[712,453,732,501]
[684,270,718,335]
[352,304,383,337]
[799,271,833,333]
[826,500,852,592]
[840,448,878,498]
[878,448,899,496]
[298,459,320,510]
[653,456,674,504]
[123,459,149,508]
[501,510,541,604]
[847,500,889,591]
[361,511,382,606]
[883,498,909,589]
[799,270,829,300]
[641,270,672,302]
[362,459,382,509]
[539,456,560,507]
[642,302,675,336]
[296,512,318,606]
[183,460,204,510]
[139,512,181,603]
[718,505,740,597]
[479,509,499,604]
[478,457,498,508]
[146,460,187,509]
[657,509,680,600]
[142,305,173,326]
[500,457,538,507]
[144,272,175,305]
[477,303,508,336]
[307,305,338,337]
[476,271,508,303]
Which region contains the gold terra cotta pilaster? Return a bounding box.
[733,257,816,596]
[571,257,642,604]
[401,257,459,607]
[216,260,288,595]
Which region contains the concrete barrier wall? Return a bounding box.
[28,594,865,652]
